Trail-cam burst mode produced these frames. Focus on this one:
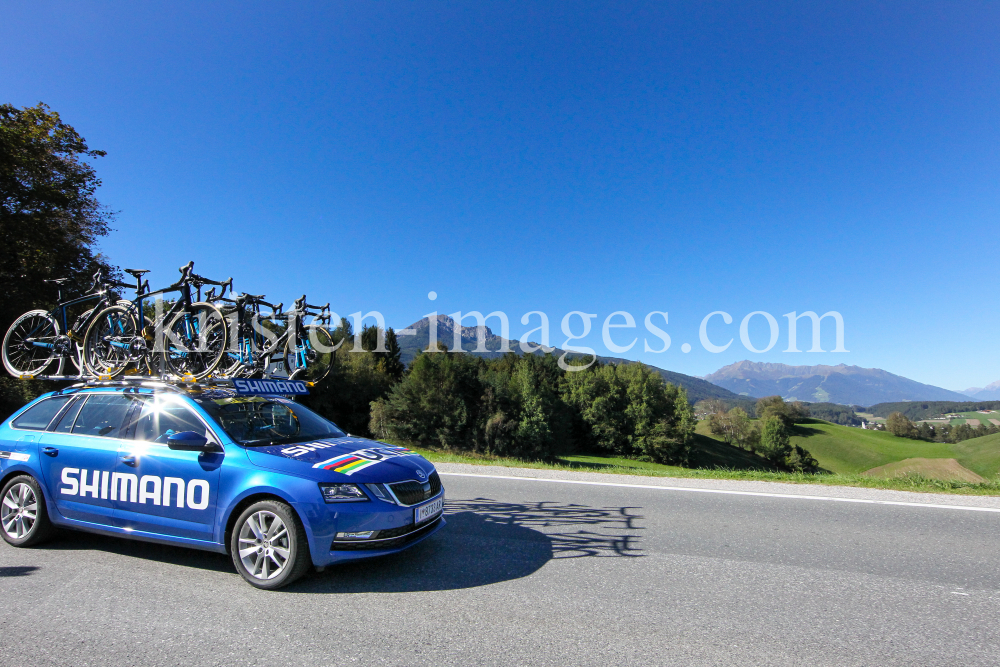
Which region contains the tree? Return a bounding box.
[755,396,809,426]
[785,445,820,473]
[562,361,694,464]
[360,324,405,381]
[715,407,754,450]
[372,352,484,449]
[886,412,914,438]
[917,422,934,441]
[1,102,118,419]
[1,102,118,327]
[757,416,791,465]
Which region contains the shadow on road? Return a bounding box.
[0,565,39,577]
[23,497,644,592]
[38,530,231,574]
[291,497,644,594]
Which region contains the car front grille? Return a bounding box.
[389,471,442,506]
[331,515,442,551]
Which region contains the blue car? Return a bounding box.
[0,382,445,589]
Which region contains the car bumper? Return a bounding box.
[303,491,446,567]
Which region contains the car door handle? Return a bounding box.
[121,455,136,466]
[42,447,58,456]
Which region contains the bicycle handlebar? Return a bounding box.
[294,295,329,313]
[88,270,103,293]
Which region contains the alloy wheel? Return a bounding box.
[237,510,290,580]
[1,483,38,540]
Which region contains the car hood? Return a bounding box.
[242,436,436,483]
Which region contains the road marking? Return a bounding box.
[439,472,1000,514]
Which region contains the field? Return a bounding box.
[696,418,1000,480]
[943,410,1000,426]
[861,458,987,483]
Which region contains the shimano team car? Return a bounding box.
[0,380,444,589]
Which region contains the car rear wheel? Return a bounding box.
[1,475,54,547]
[230,500,311,590]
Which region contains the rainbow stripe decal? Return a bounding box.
[312,446,418,475]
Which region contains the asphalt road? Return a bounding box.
[3,467,1000,667]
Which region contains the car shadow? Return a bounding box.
[39,529,232,574]
[289,497,644,594]
[28,497,644,591]
[0,565,40,577]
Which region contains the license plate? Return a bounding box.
[414,496,443,524]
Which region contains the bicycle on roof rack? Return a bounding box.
[208,290,335,383]
[80,261,233,380]
[2,269,145,378]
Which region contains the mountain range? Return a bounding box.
[959,380,1000,401]
[704,361,971,406]
[393,315,739,403]
[388,317,982,408]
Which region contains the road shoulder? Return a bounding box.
[435,462,1000,510]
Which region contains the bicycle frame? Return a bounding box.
[26,274,121,355]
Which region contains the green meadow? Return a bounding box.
[404,419,1000,496]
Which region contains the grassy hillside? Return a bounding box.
[695,418,1000,479]
[791,420,1000,478]
[950,431,1000,479]
[788,420,954,474]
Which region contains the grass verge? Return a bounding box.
[405,445,1000,497]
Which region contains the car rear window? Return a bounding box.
[71,394,132,438]
[10,396,72,431]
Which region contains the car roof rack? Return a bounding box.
[13,373,313,396]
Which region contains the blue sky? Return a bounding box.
[3,1,998,390]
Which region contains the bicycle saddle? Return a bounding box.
[125,268,150,277]
[43,278,71,285]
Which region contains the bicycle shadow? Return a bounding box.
[29,497,644,591]
[289,497,644,594]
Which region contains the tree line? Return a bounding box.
[885,411,999,444]
[870,401,1000,420]
[361,346,694,463]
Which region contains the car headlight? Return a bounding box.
[318,483,368,502]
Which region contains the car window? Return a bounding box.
[10,396,72,431]
[71,394,132,438]
[193,395,345,446]
[51,397,85,433]
[127,397,211,444]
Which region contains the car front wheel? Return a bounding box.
[230,500,311,590]
[1,475,54,547]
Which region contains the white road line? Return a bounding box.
[439,472,1000,514]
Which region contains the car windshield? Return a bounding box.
[193,395,345,446]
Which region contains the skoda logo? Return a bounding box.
[415,469,426,480]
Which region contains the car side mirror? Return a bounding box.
[167,431,210,451]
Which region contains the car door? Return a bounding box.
[112,394,224,542]
[36,393,131,526]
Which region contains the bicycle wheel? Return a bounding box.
[2,310,65,377]
[162,303,227,379]
[113,301,155,375]
[215,343,243,377]
[82,306,140,377]
[212,306,246,377]
[283,325,335,383]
